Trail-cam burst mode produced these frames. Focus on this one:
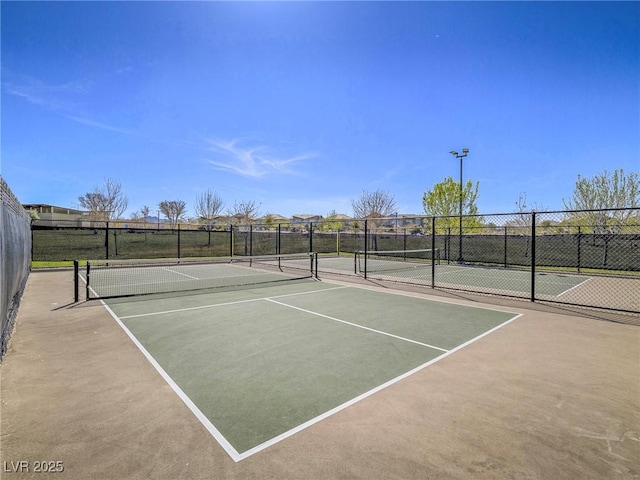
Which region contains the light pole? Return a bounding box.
[449,148,469,263]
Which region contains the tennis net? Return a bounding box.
[81,253,318,299]
[355,249,440,276]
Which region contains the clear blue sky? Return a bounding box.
[2,1,638,219]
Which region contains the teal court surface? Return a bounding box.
[101,275,521,462]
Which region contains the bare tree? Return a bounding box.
[78,178,128,220]
[227,200,261,226]
[351,189,397,219]
[194,189,224,230]
[140,205,150,220]
[351,189,397,249]
[159,200,187,230]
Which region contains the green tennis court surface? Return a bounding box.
[312,255,588,296]
[103,278,519,461]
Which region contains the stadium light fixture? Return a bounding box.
[450,148,470,263]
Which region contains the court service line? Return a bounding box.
[161,267,200,280]
[265,298,449,352]
[118,285,350,319]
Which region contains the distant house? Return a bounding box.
[291,214,323,224]
[261,213,290,224]
[23,203,92,227]
[395,215,426,228]
[291,213,322,229]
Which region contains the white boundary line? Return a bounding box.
[100,281,524,462]
[266,298,449,352]
[319,278,522,316]
[118,285,350,319]
[556,277,591,297]
[99,300,243,462]
[235,311,523,460]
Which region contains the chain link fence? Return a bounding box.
[32,208,639,314]
[1,177,32,359]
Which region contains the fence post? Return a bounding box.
[277,224,281,255]
[364,220,368,280]
[431,217,436,289]
[577,226,582,273]
[309,222,313,253]
[530,212,536,302]
[177,224,181,258]
[229,225,233,257]
[105,222,109,260]
[504,226,508,268]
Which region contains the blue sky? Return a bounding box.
[2,1,638,219]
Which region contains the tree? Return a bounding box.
[78,178,128,220]
[227,200,261,227]
[263,214,276,231]
[563,169,639,231]
[351,189,397,219]
[422,177,481,233]
[563,169,640,266]
[351,189,397,249]
[159,200,187,230]
[194,189,224,231]
[27,208,40,225]
[322,210,344,232]
[140,205,150,220]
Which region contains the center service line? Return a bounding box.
[265,298,449,352]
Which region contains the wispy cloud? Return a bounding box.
[206,138,316,178]
[3,74,89,111]
[2,71,199,149]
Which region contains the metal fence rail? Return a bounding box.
[33,207,639,314]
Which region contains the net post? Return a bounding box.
[314,252,318,278]
[85,261,91,301]
[530,212,536,302]
[309,222,313,253]
[73,260,79,302]
[250,224,253,256]
[277,224,281,255]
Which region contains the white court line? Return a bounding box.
[98,300,244,462]
[235,311,523,461]
[118,285,350,319]
[162,267,199,280]
[101,281,523,462]
[319,278,523,316]
[266,298,449,352]
[556,277,591,297]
